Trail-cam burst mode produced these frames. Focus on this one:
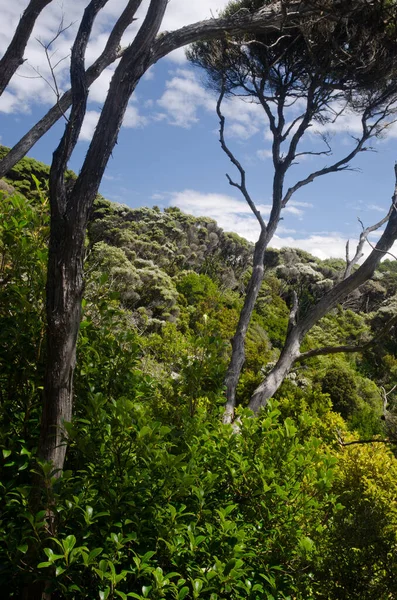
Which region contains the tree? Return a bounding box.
[189,0,397,422]
[0,0,308,177]
[0,0,330,477]
[1,0,397,477]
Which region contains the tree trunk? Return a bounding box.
[38,216,84,471]
[36,0,168,477]
[248,328,301,414]
[248,190,397,414]
[223,228,268,423]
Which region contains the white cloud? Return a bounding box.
[367,204,387,213]
[257,149,273,160]
[168,189,310,242]
[164,188,397,260]
[156,68,265,138]
[124,104,147,128]
[79,110,101,142]
[157,68,214,127]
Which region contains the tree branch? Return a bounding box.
[50,0,110,216]
[0,0,54,96]
[344,209,393,277]
[217,83,267,231]
[0,0,143,179]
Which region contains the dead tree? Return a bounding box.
[0,0,54,96]
[248,173,397,413]
[189,0,397,423]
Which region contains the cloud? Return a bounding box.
[163,188,397,260]
[156,68,265,138]
[367,204,388,213]
[257,149,273,160]
[157,69,214,127]
[168,188,310,242]
[79,110,101,142]
[79,102,146,141]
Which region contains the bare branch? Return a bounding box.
[0,0,143,178]
[359,212,397,262]
[0,0,54,96]
[344,208,393,278]
[217,83,267,231]
[50,0,111,215]
[281,116,371,207]
[295,312,397,363]
[32,17,75,119]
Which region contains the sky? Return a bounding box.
[1,0,397,260]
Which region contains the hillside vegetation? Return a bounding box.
[1,149,397,598]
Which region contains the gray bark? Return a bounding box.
[224,229,268,423]
[0,0,53,96]
[248,183,397,414]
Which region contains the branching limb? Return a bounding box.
[50,0,111,215]
[0,0,143,178]
[296,312,397,364]
[31,17,75,121]
[217,83,267,231]
[0,0,54,96]
[344,209,393,278]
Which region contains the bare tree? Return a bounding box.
[189,0,397,423]
[0,0,54,96]
[206,69,397,424]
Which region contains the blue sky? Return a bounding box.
[1,0,397,259]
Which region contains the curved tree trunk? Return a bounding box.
[248,188,397,414]
[249,328,301,414]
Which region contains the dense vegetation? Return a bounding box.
[1,151,397,598]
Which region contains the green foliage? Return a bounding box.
[316,443,397,599]
[0,145,75,199]
[1,163,397,598]
[321,366,359,420]
[0,188,49,443]
[1,405,341,598]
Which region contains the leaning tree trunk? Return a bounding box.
[249,328,301,414]
[223,229,268,423]
[247,188,397,414]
